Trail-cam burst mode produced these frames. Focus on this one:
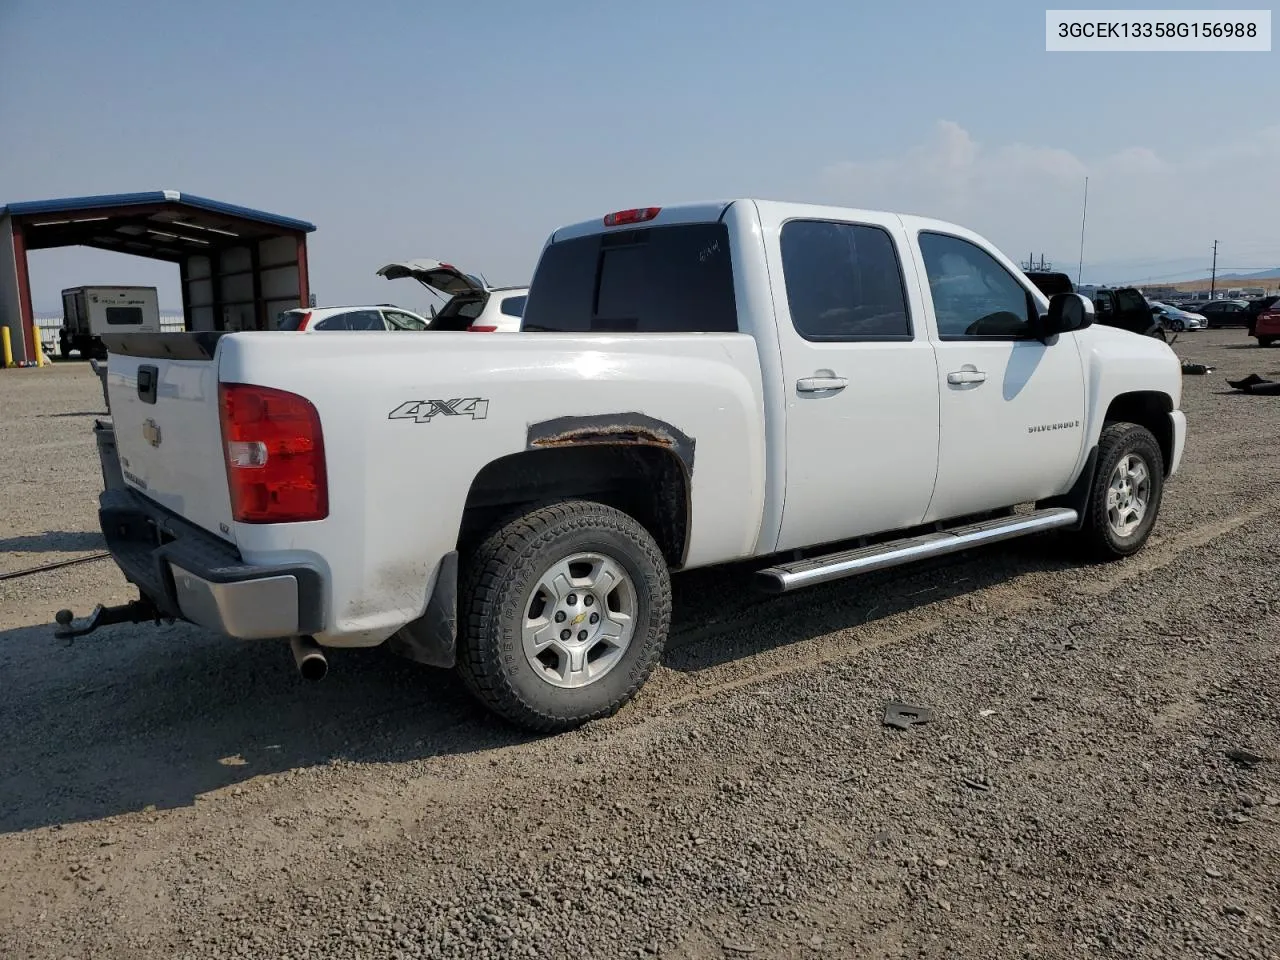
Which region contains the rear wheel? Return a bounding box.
[1078,422,1165,560]
[456,500,671,732]
[1258,336,1276,347]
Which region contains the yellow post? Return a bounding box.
[1,326,12,368]
[33,324,48,366]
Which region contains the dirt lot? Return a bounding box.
[1,331,1278,960]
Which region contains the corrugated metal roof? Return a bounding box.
[0,190,316,232]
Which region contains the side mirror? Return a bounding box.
[1040,292,1094,340]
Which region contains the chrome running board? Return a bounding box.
[754,507,1079,594]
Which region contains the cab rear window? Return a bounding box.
[521,223,738,333]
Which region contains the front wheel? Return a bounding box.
[456,500,672,732]
[1170,319,1185,332]
[1078,422,1165,561]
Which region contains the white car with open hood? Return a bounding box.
[377,259,528,332]
[65,199,1186,733]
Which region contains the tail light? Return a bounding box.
[218,383,328,523]
[603,207,660,227]
[468,324,498,332]
[296,311,312,331]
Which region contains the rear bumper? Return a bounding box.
[99,486,325,640]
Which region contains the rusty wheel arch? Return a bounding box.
[526,413,695,475]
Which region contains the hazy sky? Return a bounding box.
[2,0,1277,312]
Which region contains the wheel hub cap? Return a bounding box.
[1106,454,1151,538]
[521,552,637,689]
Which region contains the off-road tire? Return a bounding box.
[1079,422,1165,561]
[456,500,671,733]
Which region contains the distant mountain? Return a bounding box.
[1106,266,1280,289]
[1210,267,1280,281]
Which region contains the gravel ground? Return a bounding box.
[1,332,1278,960]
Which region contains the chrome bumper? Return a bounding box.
[169,563,303,640]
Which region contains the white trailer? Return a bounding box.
[60,286,161,359]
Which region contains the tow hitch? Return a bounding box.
[54,596,169,643]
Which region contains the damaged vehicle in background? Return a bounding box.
[1248,296,1280,345]
[1147,301,1206,332]
[1025,277,1170,342]
[275,304,433,332]
[377,259,528,332]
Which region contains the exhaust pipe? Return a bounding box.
[290,635,328,681]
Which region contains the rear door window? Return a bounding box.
[521,222,738,333]
[344,310,386,331]
[313,314,349,331]
[383,310,427,331]
[779,219,912,340]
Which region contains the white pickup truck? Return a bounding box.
[65,199,1186,732]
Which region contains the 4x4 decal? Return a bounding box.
[388,399,489,423]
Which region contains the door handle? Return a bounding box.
[946,370,987,385]
[796,376,849,393]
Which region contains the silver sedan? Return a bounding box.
[1148,301,1206,332]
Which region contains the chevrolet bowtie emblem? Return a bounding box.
[571,612,587,626]
[142,418,162,447]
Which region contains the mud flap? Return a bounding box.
[1037,445,1098,532]
[386,551,458,668]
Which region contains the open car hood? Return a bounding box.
[376,260,486,296]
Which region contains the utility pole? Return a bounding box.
[1077,176,1089,287]
[1209,240,1218,299]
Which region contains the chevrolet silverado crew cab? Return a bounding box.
[65,199,1186,733]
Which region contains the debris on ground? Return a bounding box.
[1182,361,1214,375]
[1224,748,1267,767]
[882,701,934,730]
[1226,373,1280,394]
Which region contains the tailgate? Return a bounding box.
[102,333,236,543]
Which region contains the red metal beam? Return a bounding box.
[12,223,35,361]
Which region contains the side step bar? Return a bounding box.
[754,507,1079,594]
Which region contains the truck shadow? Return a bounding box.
[0,621,518,835]
[0,536,1077,835]
[664,535,1079,672]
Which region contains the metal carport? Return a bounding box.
[0,190,316,365]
